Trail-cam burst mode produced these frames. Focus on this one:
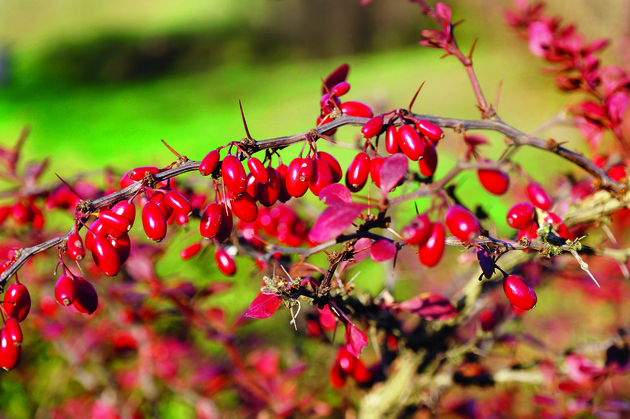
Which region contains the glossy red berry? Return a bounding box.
[308,158,333,197]
[340,101,373,118]
[108,233,131,264]
[369,156,384,188]
[418,138,438,177]
[142,201,167,242]
[401,214,432,246]
[418,222,445,268]
[346,152,371,191]
[478,167,510,195]
[100,210,132,233]
[165,190,192,216]
[199,150,220,176]
[85,219,106,252]
[245,173,259,200]
[130,166,159,181]
[231,192,258,223]
[222,155,247,195]
[72,276,99,315]
[67,233,86,261]
[316,115,337,136]
[10,202,31,226]
[319,152,343,183]
[415,119,444,141]
[336,347,356,373]
[55,274,76,306]
[385,125,398,154]
[331,81,351,97]
[353,359,371,383]
[276,164,292,203]
[3,283,31,322]
[120,170,135,189]
[503,274,537,310]
[215,204,234,242]
[517,222,539,241]
[608,164,627,182]
[329,363,347,389]
[0,327,21,370]
[257,167,281,207]
[215,248,236,276]
[526,183,552,210]
[112,200,136,225]
[92,236,121,277]
[150,190,173,220]
[445,205,480,242]
[248,157,269,184]
[506,203,535,229]
[180,242,202,260]
[286,158,309,198]
[4,317,22,345]
[361,115,383,138]
[397,125,424,161]
[299,158,313,182]
[544,212,569,239]
[200,203,223,239]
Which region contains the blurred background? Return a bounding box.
[1,0,630,417]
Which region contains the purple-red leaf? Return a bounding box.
[345,322,368,358]
[370,239,397,262]
[397,293,457,321]
[322,63,350,95]
[380,153,408,194]
[244,293,282,319]
[319,184,352,206]
[308,203,366,243]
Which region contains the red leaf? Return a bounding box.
[319,184,352,206]
[352,237,373,264]
[322,63,350,95]
[308,203,366,243]
[370,239,397,262]
[244,293,282,319]
[380,153,408,194]
[397,293,457,320]
[345,322,368,357]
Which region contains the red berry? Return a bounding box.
[329,362,347,389]
[165,190,192,216]
[445,205,480,242]
[180,242,202,260]
[92,236,121,277]
[112,200,136,225]
[340,101,373,118]
[418,138,438,177]
[385,125,398,154]
[478,166,510,195]
[246,173,259,200]
[222,155,247,195]
[31,205,45,230]
[415,119,444,141]
[231,192,258,223]
[319,152,343,183]
[308,158,333,197]
[200,203,223,239]
[248,157,269,184]
[397,125,424,161]
[215,248,236,276]
[4,317,22,345]
[320,92,340,109]
[346,152,371,191]
[544,212,569,239]
[517,222,539,241]
[257,167,281,207]
[200,150,220,176]
[299,158,313,182]
[142,201,167,242]
[108,232,131,264]
[100,210,132,233]
[353,359,371,383]
[120,170,135,189]
[286,158,309,198]
[130,166,159,181]
[72,276,99,315]
[506,203,535,229]
[67,233,86,261]
[608,164,627,182]
[526,183,552,210]
[3,283,31,322]
[336,347,356,373]
[10,202,31,226]
[0,206,10,225]
[503,274,537,310]
[215,204,234,242]
[316,115,337,136]
[0,327,21,370]
[361,115,384,138]
[276,164,292,203]
[331,81,351,97]
[85,219,106,252]
[401,214,432,246]
[370,156,384,188]
[418,222,445,267]
[150,190,173,220]
[55,274,76,306]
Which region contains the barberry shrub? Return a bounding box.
[1,1,630,418]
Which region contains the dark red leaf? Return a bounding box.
[319,184,352,206]
[397,293,457,321]
[244,293,282,319]
[322,63,350,95]
[308,203,366,243]
[380,153,408,194]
